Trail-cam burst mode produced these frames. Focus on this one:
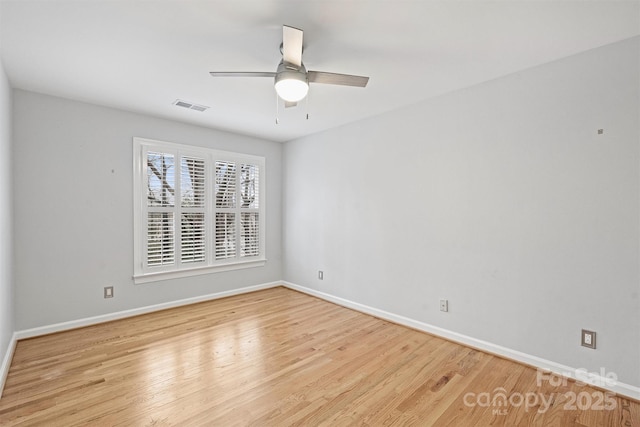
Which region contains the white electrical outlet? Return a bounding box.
[104,286,114,299]
[439,299,448,312]
[581,329,596,349]
[318,271,324,280]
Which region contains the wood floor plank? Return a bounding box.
[0,286,637,426]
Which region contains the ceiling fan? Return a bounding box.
[210,25,369,108]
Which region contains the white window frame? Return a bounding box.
[133,137,266,284]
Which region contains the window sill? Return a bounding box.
[133,259,267,284]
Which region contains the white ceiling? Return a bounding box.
[1,1,638,143]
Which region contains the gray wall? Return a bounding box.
[0,53,14,368]
[283,37,640,387]
[13,90,282,330]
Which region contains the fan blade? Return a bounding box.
[308,71,369,87]
[282,25,303,67]
[209,72,276,78]
[284,101,297,108]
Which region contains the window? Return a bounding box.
[133,137,265,283]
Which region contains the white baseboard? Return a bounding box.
[282,281,640,401]
[0,332,17,398]
[15,281,282,340]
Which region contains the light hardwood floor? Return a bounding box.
[0,287,638,426]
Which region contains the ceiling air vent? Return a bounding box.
[173,99,209,112]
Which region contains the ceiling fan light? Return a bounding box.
[275,75,309,102]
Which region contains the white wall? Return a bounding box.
[0,53,15,375]
[12,90,282,330]
[283,37,640,387]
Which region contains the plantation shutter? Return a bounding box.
[215,161,236,260]
[180,156,206,264]
[146,151,176,267]
[214,160,261,260]
[147,212,174,266]
[145,151,208,269]
[240,163,259,257]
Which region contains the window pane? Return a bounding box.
[240,212,259,257]
[147,212,175,266]
[215,161,236,208]
[147,152,175,207]
[181,156,205,208]
[240,164,259,209]
[181,213,205,263]
[215,213,236,260]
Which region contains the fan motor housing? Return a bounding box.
[275,61,308,83]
